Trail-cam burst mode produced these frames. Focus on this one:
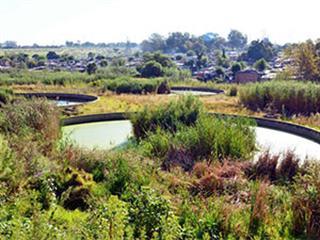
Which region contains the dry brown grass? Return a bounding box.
[249,182,269,236]
[291,114,320,130]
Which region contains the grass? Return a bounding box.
[0,47,126,59]
[240,80,320,116]
[133,96,256,171]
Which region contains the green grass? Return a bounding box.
[133,96,256,170]
[240,80,320,116]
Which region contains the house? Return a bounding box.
[235,69,260,83]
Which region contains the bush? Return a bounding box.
[247,151,300,183]
[60,168,94,211]
[140,60,164,78]
[228,86,238,96]
[157,80,171,94]
[87,195,129,239]
[192,161,245,197]
[0,99,60,148]
[0,88,13,104]
[0,69,100,86]
[105,156,132,196]
[0,134,16,183]
[96,66,138,79]
[86,62,97,75]
[248,182,269,237]
[163,68,192,82]
[292,162,320,238]
[132,95,203,139]
[254,58,268,72]
[126,187,178,239]
[103,78,162,94]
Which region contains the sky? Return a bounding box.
[0,0,319,45]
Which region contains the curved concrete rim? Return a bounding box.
[61,112,320,144]
[17,92,99,106]
[171,86,224,94]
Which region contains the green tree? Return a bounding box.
[165,32,191,53]
[86,62,97,75]
[141,33,166,52]
[142,52,175,68]
[228,29,248,49]
[244,39,275,62]
[254,58,268,72]
[291,40,320,81]
[231,62,242,75]
[201,32,227,49]
[46,51,60,60]
[140,61,164,78]
[215,67,225,77]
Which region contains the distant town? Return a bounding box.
[0,30,302,84]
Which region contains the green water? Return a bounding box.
[62,120,132,150]
[62,120,320,161]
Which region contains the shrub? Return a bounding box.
[105,156,132,196]
[103,78,162,94]
[250,151,279,181]
[0,88,13,104]
[87,195,129,239]
[157,80,171,94]
[248,151,300,183]
[141,128,171,158]
[126,187,176,239]
[132,95,203,139]
[140,60,164,78]
[163,68,192,82]
[0,99,60,154]
[176,115,256,161]
[228,86,238,97]
[192,161,245,197]
[86,62,97,75]
[0,134,17,184]
[96,66,138,79]
[292,162,320,238]
[56,168,94,211]
[163,146,194,171]
[254,58,268,72]
[277,151,300,183]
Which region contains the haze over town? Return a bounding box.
[1,0,320,45]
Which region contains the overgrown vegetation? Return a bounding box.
[133,96,256,169]
[240,80,320,116]
[102,77,170,94]
[0,95,319,239]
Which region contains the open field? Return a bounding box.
[0,47,131,58]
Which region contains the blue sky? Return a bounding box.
[1,0,319,45]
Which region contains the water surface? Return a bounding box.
[55,100,85,107]
[255,127,320,161]
[63,120,132,149]
[62,120,320,161]
[170,90,217,96]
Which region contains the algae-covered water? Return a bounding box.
[62,120,320,161]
